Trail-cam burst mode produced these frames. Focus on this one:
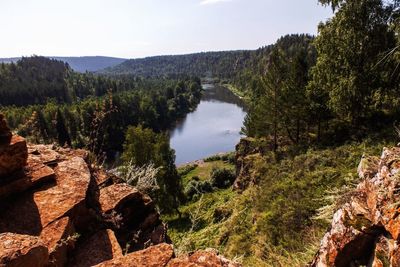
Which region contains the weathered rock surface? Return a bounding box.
[168,249,242,267]
[0,233,49,267]
[0,114,240,267]
[311,147,400,267]
[70,229,122,267]
[95,243,174,267]
[0,135,28,178]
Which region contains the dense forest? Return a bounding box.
[1,0,399,265]
[100,51,253,79]
[0,56,127,72]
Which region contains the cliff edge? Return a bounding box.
[311,146,400,266]
[0,114,240,267]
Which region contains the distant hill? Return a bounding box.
[99,51,253,78]
[0,56,127,72]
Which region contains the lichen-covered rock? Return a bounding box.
[95,243,174,267]
[70,229,122,267]
[0,157,55,199]
[0,123,239,267]
[168,249,241,267]
[0,135,28,178]
[40,216,75,267]
[34,157,91,228]
[311,146,400,267]
[0,233,49,267]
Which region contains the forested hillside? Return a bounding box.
[162,0,400,266]
[0,56,127,72]
[101,51,253,78]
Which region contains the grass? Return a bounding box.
[166,134,396,266]
[221,83,250,101]
[179,159,235,186]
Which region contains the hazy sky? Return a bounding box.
[0,0,332,59]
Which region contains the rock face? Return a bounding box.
[311,147,400,267]
[0,114,240,267]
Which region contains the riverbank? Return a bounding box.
[220,83,249,102]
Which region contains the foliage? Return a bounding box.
[121,125,183,213]
[210,168,236,188]
[1,70,202,159]
[166,138,392,266]
[113,162,161,195]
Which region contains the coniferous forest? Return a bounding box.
[0,0,399,265]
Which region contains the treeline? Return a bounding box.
[101,51,252,79]
[2,76,202,158]
[0,56,136,106]
[239,0,399,149]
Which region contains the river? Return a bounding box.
[170,83,247,165]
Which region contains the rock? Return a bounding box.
[0,157,55,199]
[99,184,148,214]
[0,139,240,267]
[0,114,11,143]
[40,217,75,267]
[311,146,400,267]
[168,249,241,267]
[95,243,174,267]
[32,157,90,228]
[70,229,122,267]
[0,135,28,178]
[28,144,61,167]
[0,233,49,267]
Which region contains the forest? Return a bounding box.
[0,0,399,265]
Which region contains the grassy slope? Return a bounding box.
[165,135,395,266]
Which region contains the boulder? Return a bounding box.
[95,243,174,267]
[0,135,28,178]
[28,144,61,167]
[0,157,55,199]
[311,146,400,266]
[99,184,146,214]
[33,157,91,228]
[70,229,122,267]
[168,249,241,267]
[40,216,75,267]
[0,233,49,267]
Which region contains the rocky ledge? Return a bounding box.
[0,115,240,267]
[311,146,400,267]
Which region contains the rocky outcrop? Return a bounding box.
[168,249,242,267]
[0,114,240,267]
[0,233,49,267]
[311,147,400,267]
[234,138,264,191]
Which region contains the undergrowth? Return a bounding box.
[165,136,394,266]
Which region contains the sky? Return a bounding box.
[0,0,333,59]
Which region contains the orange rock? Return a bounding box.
[0,135,28,177]
[0,157,55,199]
[28,144,61,166]
[168,249,241,267]
[40,216,75,267]
[0,233,49,267]
[95,243,174,267]
[70,229,122,267]
[99,183,148,214]
[33,157,91,228]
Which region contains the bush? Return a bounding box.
[184,179,213,200]
[210,168,236,188]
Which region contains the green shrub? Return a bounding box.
[184,179,213,200]
[210,168,236,188]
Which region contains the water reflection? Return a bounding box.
[170,83,247,165]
